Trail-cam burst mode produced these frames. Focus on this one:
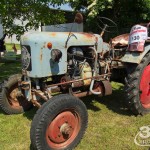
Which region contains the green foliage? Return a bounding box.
[0,0,150,40]
[0,0,65,40]
[66,0,150,34]
[111,0,150,27]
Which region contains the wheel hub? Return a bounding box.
[60,123,71,135]
[46,111,79,144]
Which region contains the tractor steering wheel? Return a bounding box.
[97,17,118,36]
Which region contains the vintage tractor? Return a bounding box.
[0,13,150,149]
[118,23,150,115]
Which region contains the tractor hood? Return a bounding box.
[21,32,103,52]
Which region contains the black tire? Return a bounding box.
[0,74,32,114]
[125,52,150,115]
[30,94,88,150]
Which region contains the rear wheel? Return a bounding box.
[0,74,32,114]
[125,52,150,115]
[30,94,88,150]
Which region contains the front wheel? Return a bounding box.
[0,74,32,114]
[30,94,88,150]
[125,52,150,115]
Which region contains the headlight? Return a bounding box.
[21,46,31,70]
[51,49,62,62]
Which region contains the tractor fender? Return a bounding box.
[121,44,150,64]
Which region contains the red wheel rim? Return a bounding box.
[7,84,28,108]
[46,109,81,149]
[140,65,150,108]
[8,88,20,107]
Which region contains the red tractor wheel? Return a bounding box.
[30,94,88,150]
[125,52,150,115]
[140,65,150,108]
[0,74,32,114]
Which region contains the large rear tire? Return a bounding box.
[125,53,150,115]
[0,74,32,114]
[30,94,88,150]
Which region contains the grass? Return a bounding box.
[5,43,21,51]
[0,62,150,150]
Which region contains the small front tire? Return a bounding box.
[30,94,88,150]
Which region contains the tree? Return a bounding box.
[0,0,150,39]
[65,0,150,34]
[0,0,65,39]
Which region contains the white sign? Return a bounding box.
[129,25,148,44]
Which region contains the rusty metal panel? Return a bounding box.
[101,80,112,96]
[111,33,129,47]
[121,45,150,64]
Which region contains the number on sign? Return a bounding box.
[132,35,140,41]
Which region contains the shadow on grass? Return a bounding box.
[0,106,37,119]
[30,144,34,150]
[23,107,38,120]
[99,87,133,116]
[0,109,5,114]
[79,85,133,116]
[81,95,101,112]
[0,62,21,82]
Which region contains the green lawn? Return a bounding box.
[0,62,150,150]
[5,43,21,51]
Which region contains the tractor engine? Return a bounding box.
[66,47,93,89]
[51,46,96,95]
